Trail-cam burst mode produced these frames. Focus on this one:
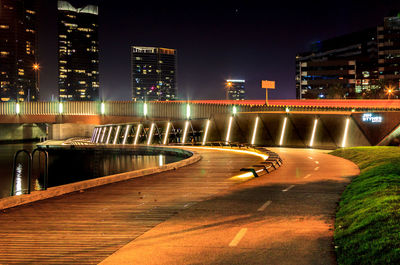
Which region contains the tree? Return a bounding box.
[326,83,344,99]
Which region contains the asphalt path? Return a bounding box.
[100,147,359,265]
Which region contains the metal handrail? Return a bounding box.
[32,148,49,190]
[11,150,32,196]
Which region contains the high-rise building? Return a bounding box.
[296,28,378,99]
[0,0,39,102]
[131,46,177,101]
[378,16,400,86]
[57,1,99,101]
[225,79,245,100]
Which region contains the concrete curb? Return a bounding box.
[0,149,201,211]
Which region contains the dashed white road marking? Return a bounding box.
[257,200,272,211]
[308,156,313,160]
[314,166,320,171]
[282,185,295,192]
[229,228,248,247]
[304,174,312,179]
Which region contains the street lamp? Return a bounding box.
[225,82,232,100]
[385,84,395,99]
[32,63,40,101]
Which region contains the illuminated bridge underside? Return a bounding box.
[92,112,400,148]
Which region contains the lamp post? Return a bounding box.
[225,82,232,100]
[33,63,39,101]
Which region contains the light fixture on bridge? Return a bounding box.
[58,102,63,114]
[186,104,191,120]
[106,126,113,144]
[100,126,107,143]
[309,119,318,147]
[134,124,142,145]
[341,118,350,148]
[113,126,121,144]
[96,127,102,143]
[182,121,189,144]
[225,116,233,144]
[147,123,155,145]
[100,102,105,115]
[279,117,288,146]
[144,103,148,117]
[202,119,211,145]
[122,125,131,145]
[285,107,290,113]
[163,122,171,145]
[251,117,259,145]
[232,105,237,115]
[91,127,98,143]
[15,103,20,115]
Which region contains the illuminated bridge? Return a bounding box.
[1,99,400,148]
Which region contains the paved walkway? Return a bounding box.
[0,147,263,264]
[100,148,359,265]
[0,147,359,264]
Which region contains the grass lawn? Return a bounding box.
[330,147,400,265]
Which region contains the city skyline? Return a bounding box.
[36,0,400,101]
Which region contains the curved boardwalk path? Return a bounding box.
[0,147,263,264]
[100,148,359,265]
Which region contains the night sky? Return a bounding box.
[37,0,400,101]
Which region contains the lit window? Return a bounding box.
[0,25,9,29]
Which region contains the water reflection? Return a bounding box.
[15,163,23,196]
[1,144,183,199]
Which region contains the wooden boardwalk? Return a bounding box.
[0,147,262,264]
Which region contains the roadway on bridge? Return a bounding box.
[0,147,359,264]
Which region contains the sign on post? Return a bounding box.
[262,80,275,105]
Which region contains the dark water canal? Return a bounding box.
[0,143,183,199]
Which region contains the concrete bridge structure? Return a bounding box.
[1,100,400,147]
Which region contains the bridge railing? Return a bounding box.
[1,100,400,118]
[0,101,234,119]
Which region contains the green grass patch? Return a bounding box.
[330,147,400,265]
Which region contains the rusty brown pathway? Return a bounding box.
[100,148,360,265]
[0,147,264,264]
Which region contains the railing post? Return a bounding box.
[11,150,32,196]
[32,148,49,190]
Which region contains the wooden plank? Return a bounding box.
[0,148,262,264]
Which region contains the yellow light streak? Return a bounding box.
[225,116,233,144]
[182,121,189,144]
[202,119,211,145]
[163,122,171,145]
[134,124,142,145]
[251,117,259,145]
[309,119,318,147]
[341,118,350,148]
[279,117,287,146]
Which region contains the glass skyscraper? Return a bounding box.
[57,1,99,101]
[131,46,177,101]
[0,0,38,102]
